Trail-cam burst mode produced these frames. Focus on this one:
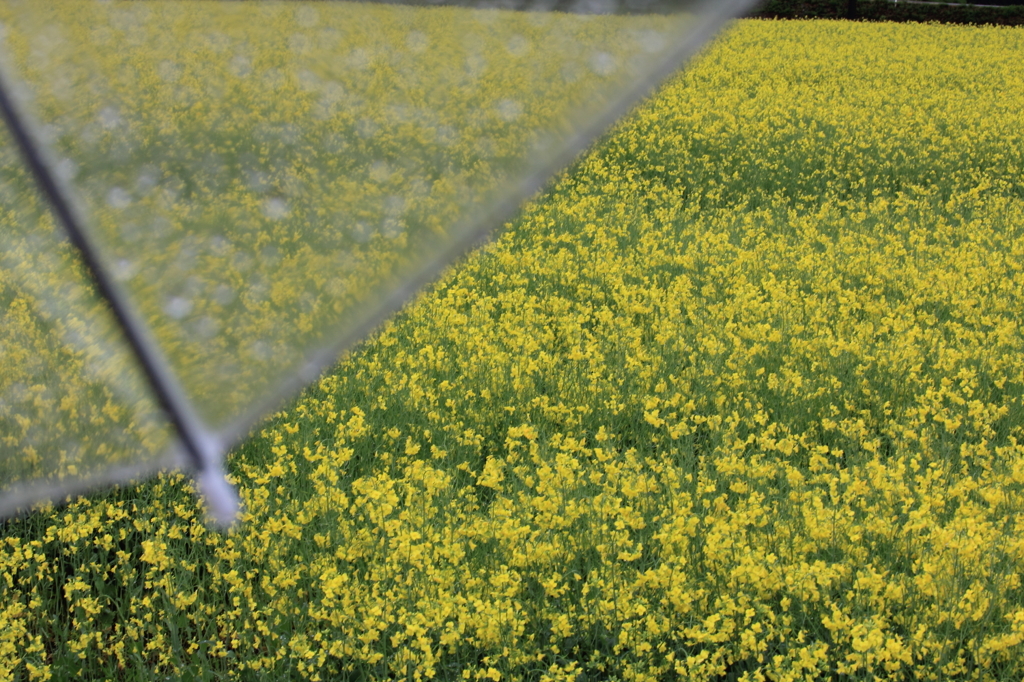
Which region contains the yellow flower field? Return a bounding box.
[2,11,1024,682]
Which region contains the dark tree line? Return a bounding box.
[749,0,1024,25]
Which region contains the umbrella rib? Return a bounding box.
[0,66,217,484]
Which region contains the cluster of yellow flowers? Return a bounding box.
[2,10,1024,682]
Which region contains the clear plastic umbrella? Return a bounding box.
[0,0,758,525]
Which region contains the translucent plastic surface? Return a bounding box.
[0,124,175,513]
[0,0,753,516]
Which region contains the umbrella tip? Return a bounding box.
[196,467,242,529]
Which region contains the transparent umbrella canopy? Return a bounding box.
[0,0,757,525]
